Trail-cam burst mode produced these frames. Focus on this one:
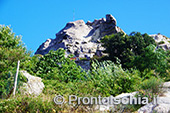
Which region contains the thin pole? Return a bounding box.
[13,60,20,96]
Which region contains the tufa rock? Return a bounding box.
[20,70,44,96]
[150,34,170,50]
[106,14,116,25]
[138,81,170,113]
[96,91,138,112]
[35,14,125,58]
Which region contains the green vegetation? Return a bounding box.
[31,49,86,82]
[101,32,170,78]
[0,95,56,113]
[101,32,156,68]
[89,60,141,96]
[131,44,169,77]
[126,77,163,111]
[0,25,31,98]
[158,41,165,44]
[0,25,170,112]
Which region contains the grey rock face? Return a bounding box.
[138,81,170,113]
[96,81,170,112]
[96,92,138,112]
[150,34,170,50]
[35,14,125,58]
[20,70,44,96]
[106,14,116,25]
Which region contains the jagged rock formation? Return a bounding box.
[150,34,170,50]
[20,70,44,96]
[35,14,125,58]
[35,14,170,60]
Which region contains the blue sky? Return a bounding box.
[0,0,170,53]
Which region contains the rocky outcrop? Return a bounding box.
[138,81,170,113]
[150,34,170,50]
[95,81,170,112]
[35,14,170,58]
[96,91,138,112]
[35,14,125,58]
[20,70,44,96]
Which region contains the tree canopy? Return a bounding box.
[0,25,31,97]
[101,32,156,68]
[101,32,170,78]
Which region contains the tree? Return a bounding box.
[0,25,31,97]
[101,32,156,68]
[132,44,169,77]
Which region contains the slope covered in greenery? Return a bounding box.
[0,25,170,112]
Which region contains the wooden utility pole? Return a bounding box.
[13,60,20,96]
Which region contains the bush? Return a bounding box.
[42,60,141,97]
[88,60,141,96]
[158,41,165,44]
[43,80,101,97]
[140,77,163,94]
[29,49,87,82]
[132,44,169,77]
[134,77,163,106]
[0,95,58,113]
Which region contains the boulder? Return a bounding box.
[138,81,170,113]
[96,91,138,112]
[20,70,44,96]
[163,81,170,88]
[138,97,170,113]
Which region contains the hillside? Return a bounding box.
[1,14,170,113]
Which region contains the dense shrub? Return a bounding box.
[42,60,141,97]
[101,32,170,78]
[101,32,156,68]
[158,41,165,44]
[131,44,169,77]
[0,95,58,113]
[140,76,163,94]
[27,49,87,82]
[88,60,141,96]
[43,80,102,97]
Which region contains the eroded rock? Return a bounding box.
[35,14,125,59]
[150,34,170,50]
[138,81,170,113]
[20,70,44,96]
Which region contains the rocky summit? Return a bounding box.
[35,14,170,58]
[35,14,125,58]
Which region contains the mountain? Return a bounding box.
[35,14,125,58]
[35,14,170,58]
